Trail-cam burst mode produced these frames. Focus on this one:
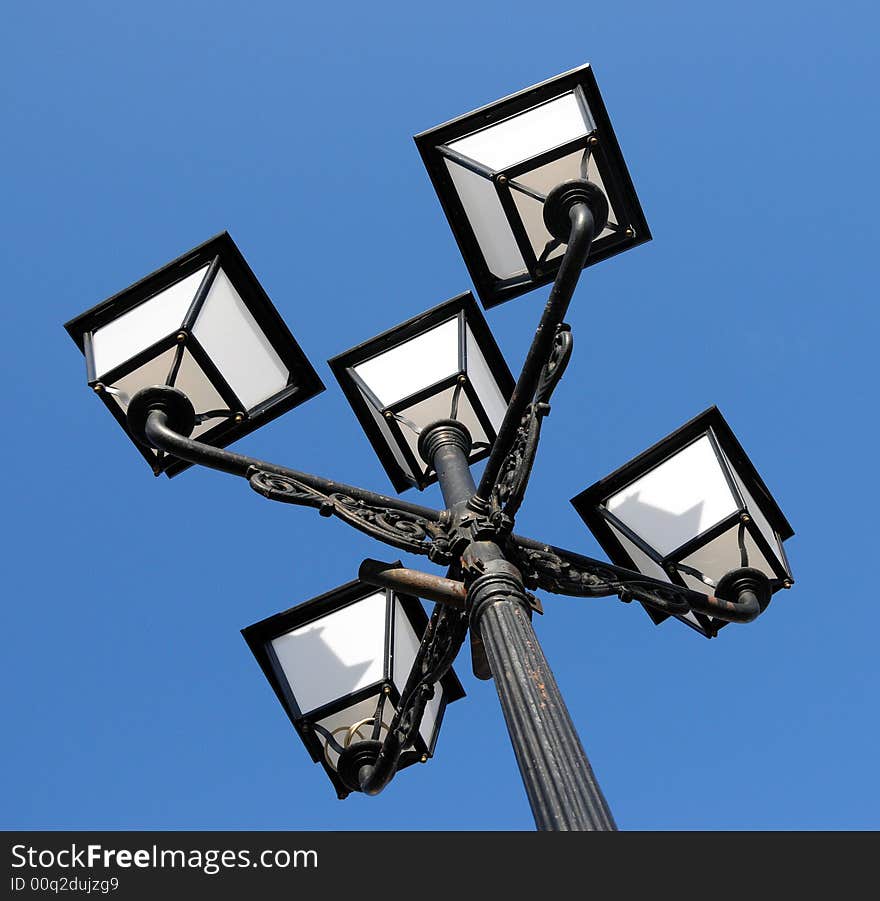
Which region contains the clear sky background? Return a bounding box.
[2,1,877,830]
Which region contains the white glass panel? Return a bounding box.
[606,436,740,557]
[448,93,590,171]
[678,526,776,589]
[271,591,387,715]
[397,386,490,466]
[445,160,527,280]
[465,324,507,430]
[718,445,784,565]
[392,598,421,693]
[92,265,208,378]
[607,524,669,583]
[608,524,708,631]
[316,696,393,771]
[107,345,229,442]
[361,384,417,483]
[511,151,619,259]
[678,611,708,630]
[391,599,443,749]
[584,152,620,238]
[354,317,460,408]
[193,268,289,412]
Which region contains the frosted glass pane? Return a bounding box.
[92,265,208,378]
[511,151,620,258]
[448,93,590,171]
[193,268,289,411]
[607,524,669,583]
[606,436,739,556]
[465,324,507,430]
[354,317,460,408]
[445,160,527,280]
[608,524,708,631]
[392,598,421,694]
[679,611,707,630]
[420,681,444,751]
[107,346,229,441]
[397,386,490,465]
[585,152,620,239]
[719,446,784,565]
[316,696,393,771]
[679,526,775,589]
[271,591,387,715]
[362,384,417,483]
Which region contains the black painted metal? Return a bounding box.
[140,401,442,523]
[418,419,475,510]
[358,559,468,609]
[490,325,574,519]
[413,63,652,309]
[65,231,325,477]
[464,541,616,831]
[477,201,596,502]
[419,419,616,830]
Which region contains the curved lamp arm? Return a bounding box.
[137,400,442,523]
[476,189,600,504]
[507,536,770,626]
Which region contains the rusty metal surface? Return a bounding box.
[358,559,468,609]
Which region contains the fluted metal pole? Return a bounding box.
[420,420,616,831]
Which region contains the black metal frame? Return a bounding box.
[241,573,465,799]
[571,406,795,637]
[64,232,325,476]
[328,292,514,492]
[414,63,651,308]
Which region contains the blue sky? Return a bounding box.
[2,0,878,830]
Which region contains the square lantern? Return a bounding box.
[241,570,465,799]
[328,292,514,492]
[415,63,650,309]
[64,232,324,476]
[571,407,794,637]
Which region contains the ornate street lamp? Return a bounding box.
[64,232,323,475]
[415,62,649,308]
[571,407,794,637]
[64,63,795,831]
[242,570,464,798]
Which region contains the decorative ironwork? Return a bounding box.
[535,325,574,406]
[248,471,329,510]
[509,543,621,598]
[490,325,574,519]
[349,600,470,794]
[507,540,695,617]
[249,469,453,562]
[392,603,470,743]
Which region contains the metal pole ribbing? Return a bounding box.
[420,421,616,831]
[467,545,617,831]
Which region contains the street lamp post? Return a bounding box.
[64,63,795,831]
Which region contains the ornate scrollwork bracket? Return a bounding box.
[507,539,701,618]
[490,325,574,519]
[248,469,454,564]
